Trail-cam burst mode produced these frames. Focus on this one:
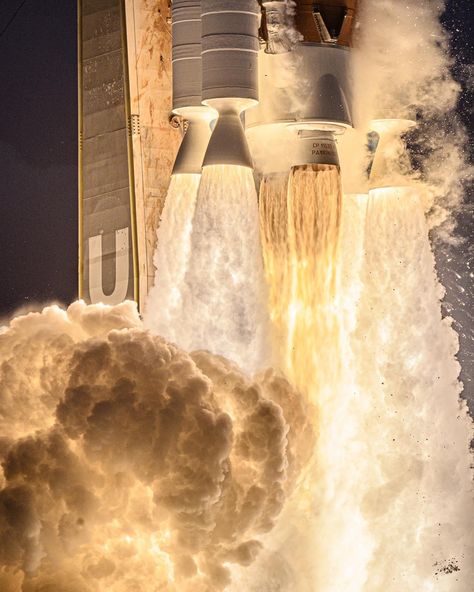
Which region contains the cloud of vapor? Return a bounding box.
[339,0,473,228]
[0,302,313,592]
[248,0,472,227]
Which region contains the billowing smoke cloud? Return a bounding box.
[0,302,313,591]
[340,0,473,229]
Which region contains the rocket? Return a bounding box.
[170,0,358,174]
[171,0,260,171]
[78,0,359,309]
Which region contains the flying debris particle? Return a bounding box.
[434,559,461,576]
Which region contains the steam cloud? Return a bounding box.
[0,302,312,591]
[1,1,472,591]
[340,0,473,230]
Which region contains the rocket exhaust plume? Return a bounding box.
[200,0,260,169]
[259,162,343,431]
[281,164,342,397]
[169,164,271,372]
[171,0,214,175]
[144,174,201,337]
[145,163,271,373]
[348,187,474,589]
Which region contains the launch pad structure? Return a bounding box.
[78,0,357,311]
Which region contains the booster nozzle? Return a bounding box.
[369,119,416,189]
[203,105,254,169]
[172,111,214,175]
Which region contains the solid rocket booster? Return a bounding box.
[168,0,357,173]
[171,0,214,175]
[201,0,260,169]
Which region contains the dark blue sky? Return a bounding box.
[0,1,77,313]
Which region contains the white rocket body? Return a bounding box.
[201,0,260,169]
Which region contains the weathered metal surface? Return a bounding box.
[124,0,181,308]
[79,0,180,309]
[294,0,358,46]
[79,0,137,305]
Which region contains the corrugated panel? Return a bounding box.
[79,0,180,309]
[78,0,138,305]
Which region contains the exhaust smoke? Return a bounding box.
[0,302,312,592]
[171,165,271,372]
[1,0,473,590]
[144,174,201,339]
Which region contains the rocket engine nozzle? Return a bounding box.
[200,0,260,169]
[203,103,254,169]
[172,111,214,175]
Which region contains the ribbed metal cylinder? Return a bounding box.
[172,0,203,112]
[201,0,260,103]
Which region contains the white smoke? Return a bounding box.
[339,0,473,227]
[144,174,201,338]
[0,302,313,592]
[350,188,474,590]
